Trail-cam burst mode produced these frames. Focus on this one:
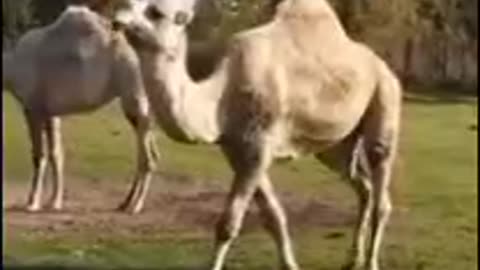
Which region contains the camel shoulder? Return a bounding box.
[226,23,277,76]
[41,5,112,48]
[229,23,275,55]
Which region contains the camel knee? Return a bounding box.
[48,144,64,164]
[366,142,392,169]
[143,159,156,172]
[258,198,288,230]
[215,196,252,243]
[125,108,151,130]
[272,208,288,228]
[374,196,392,220]
[352,179,373,206]
[138,147,157,172]
[31,147,48,167]
[215,216,241,243]
[262,208,288,233]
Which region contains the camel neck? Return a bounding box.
[140,36,225,144]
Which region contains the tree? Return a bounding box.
[3,0,34,45]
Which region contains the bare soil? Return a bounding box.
[4,172,355,239]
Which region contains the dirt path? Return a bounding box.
[4,173,354,239]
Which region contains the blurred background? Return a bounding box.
[3,0,478,90]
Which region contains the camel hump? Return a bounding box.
[49,5,110,39]
[37,5,113,66]
[277,0,339,19]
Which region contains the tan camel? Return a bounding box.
[114,0,402,269]
[2,5,158,214]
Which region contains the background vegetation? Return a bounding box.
[2,0,478,88]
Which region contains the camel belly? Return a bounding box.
[268,105,365,160]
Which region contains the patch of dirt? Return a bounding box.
[4,172,355,239]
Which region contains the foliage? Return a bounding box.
[2,0,477,87]
[2,0,34,45]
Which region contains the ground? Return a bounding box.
[2,88,478,270]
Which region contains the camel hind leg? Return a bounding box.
[363,67,401,270]
[316,134,373,270]
[323,60,401,270]
[363,135,397,270]
[24,110,49,212]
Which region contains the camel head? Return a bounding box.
[113,0,197,59]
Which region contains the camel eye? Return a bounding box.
[174,11,189,25]
[145,5,164,21]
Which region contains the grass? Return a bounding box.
[3,90,478,270]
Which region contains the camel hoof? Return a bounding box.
[116,202,130,212]
[116,203,143,215]
[25,204,42,212]
[282,265,300,270]
[48,204,63,212]
[129,205,144,215]
[341,262,364,270]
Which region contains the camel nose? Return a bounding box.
[112,20,126,31]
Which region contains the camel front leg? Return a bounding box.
[129,128,158,214]
[211,137,272,270]
[45,117,65,211]
[118,95,157,214]
[211,170,259,270]
[255,176,300,270]
[24,110,48,212]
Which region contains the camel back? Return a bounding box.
[274,0,349,53]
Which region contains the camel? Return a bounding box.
[113,0,402,269]
[2,5,159,214]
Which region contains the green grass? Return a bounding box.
[3,91,478,270]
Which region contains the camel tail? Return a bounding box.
[353,59,403,172]
[379,60,403,133]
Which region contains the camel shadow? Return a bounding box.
[3,265,205,270]
[2,265,338,270]
[3,203,128,215]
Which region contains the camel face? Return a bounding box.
[114,0,195,57]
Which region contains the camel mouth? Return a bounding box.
[123,26,161,52]
[111,20,125,32]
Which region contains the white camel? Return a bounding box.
[114,0,402,269]
[2,5,158,214]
